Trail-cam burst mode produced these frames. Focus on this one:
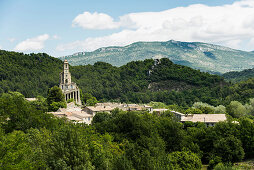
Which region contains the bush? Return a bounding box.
[167,151,202,170]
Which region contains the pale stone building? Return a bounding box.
[59,60,81,105]
[180,114,227,127]
[171,111,227,127]
[49,102,93,124]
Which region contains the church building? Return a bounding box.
[59,60,81,105]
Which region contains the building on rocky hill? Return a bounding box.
[59,60,81,105]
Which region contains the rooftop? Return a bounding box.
[86,105,115,112]
[181,114,227,123]
[25,98,37,101]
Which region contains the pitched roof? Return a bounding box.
[66,116,82,121]
[153,109,168,112]
[181,114,227,123]
[72,111,93,119]
[86,106,114,112]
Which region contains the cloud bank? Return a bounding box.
[57,0,254,52]
[72,12,119,30]
[15,34,49,51]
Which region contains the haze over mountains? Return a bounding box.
[60,40,254,74]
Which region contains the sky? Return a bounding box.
[1,0,254,57]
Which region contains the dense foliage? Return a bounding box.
[0,50,62,97]
[1,50,254,169]
[223,68,254,82]
[47,86,66,111]
[1,50,228,107]
[0,92,253,169]
[1,50,254,108]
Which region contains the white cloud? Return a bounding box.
[72,12,119,30]
[14,34,49,51]
[0,45,2,49]
[58,0,254,52]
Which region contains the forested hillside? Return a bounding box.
[1,50,254,169]
[0,50,62,97]
[0,92,253,169]
[1,50,254,106]
[223,68,254,82]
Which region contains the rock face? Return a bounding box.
[60,40,254,74]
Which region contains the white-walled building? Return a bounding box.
[171,110,227,127]
[59,60,81,105]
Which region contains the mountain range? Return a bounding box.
[60,40,254,74]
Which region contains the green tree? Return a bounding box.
[92,112,112,124]
[238,118,254,158]
[48,124,94,169]
[47,86,66,111]
[214,163,237,170]
[86,97,98,106]
[226,101,247,118]
[83,92,93,103]
[0,91,65,133]
[167,151,202,170]
[213,136,244,163]
[30,95,48,112]
[155,116,186,152]
[185,108,203,115]
[0,130,45,169]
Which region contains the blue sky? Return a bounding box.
[1,0,253,57]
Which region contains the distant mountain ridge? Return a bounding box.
[60,40,254,74]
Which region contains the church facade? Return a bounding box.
[59,60,81,105]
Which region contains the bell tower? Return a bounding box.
[59,59,81,105]
[62,59,71,84]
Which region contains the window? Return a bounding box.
[65,64,67,68]
[88,117,90,121]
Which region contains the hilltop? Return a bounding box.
[60,40,254,74]
[0,50,225,106]
[1,50,254,106]
[223,67,254,82]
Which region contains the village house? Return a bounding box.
[83,105,115,116]
[152,108,168,115]
[83,103,153,116]
[180,114,227,127]
[49,102,93,124]
[171,110,227,127]
[49,60,227,126]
